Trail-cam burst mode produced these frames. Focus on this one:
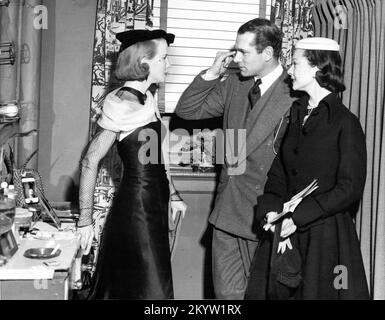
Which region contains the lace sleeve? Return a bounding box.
[78,129,117,227]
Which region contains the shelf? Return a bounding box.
[0,120,19,146]
[169,164,218,178]
[170,165,218,194]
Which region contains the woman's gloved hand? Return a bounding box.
[277,217,297,254]
[280,217,297,238]
[263,211,279,232]
[277,238,293,254]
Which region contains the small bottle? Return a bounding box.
[0,181,8,196]
[7,185,16,200]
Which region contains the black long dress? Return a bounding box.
[89,119,173,299]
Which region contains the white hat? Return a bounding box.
[295,37,340,51]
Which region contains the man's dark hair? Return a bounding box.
[304,50,346,93]
[238,18,283,58]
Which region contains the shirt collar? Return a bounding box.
[291,92,341,123]
[254,64,284,95]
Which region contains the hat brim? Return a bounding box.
[295,37,340,51]
[117,29,175,53]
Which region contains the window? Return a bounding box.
[152,0,273,112]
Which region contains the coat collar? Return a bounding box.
[291,92,342,123]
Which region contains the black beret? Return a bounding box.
[116,29,175,53]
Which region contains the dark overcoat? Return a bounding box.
[175,70,296,240]
[246,93,370,299]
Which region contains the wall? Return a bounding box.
[171,173,217,299]
[38,0,96,202]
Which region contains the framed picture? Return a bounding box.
[21,177,39,204]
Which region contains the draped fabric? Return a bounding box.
[0,0,42,168]
[312,0,385,300]
[270,0,315,69]
[88,0,154,262]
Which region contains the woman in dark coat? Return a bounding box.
[245,37,370,300]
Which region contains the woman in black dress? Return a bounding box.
[77,29,186,299]
[245,37,369,299]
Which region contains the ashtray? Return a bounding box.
[23,247,61,259]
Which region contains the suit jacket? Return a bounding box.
[175,69,296,240]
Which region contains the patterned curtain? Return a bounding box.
[88,0,154,256]
[270,0,315,69]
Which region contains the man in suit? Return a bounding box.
[174,18,296,299]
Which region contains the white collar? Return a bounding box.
[254,64,283,96]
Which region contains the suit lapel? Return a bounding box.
[225,77,253,130]
[224,77,253,168]
[238,72,292,163]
